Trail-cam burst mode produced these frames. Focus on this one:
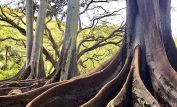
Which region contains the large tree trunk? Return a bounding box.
[1,0,177,107]
[138,0,177,106]
[52,0,80,81]
[160,0,177,71]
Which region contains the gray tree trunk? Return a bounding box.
[29,0,48,79]
[61,0,80,80]
[53,0,80,81]
[26,0,33,67]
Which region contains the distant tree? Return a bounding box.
[28,0,48,79]
[52,0,80,81]
[19,0,48,79]
[0,0,124,79]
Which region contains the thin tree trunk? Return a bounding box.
[26,0,33,67]
[37,53,46,78]
[16,0,34,80]
[53,0,80,81]
[29,0,48,79]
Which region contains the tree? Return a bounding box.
[26,0,177,106]
[28,0,48,79]
[18,0,48,79]
[52,0,80,81]
[25,0,33,67]
[1,0,177,106]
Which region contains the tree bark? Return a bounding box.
[53,0,80,81]
[29,0,48,79]
[25,0,33,67]
[159,0,177,71]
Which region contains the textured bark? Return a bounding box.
[80,55,132,107]
[135,0,177,106]
[1,0,177,106]
[53,0,80,81]
[106,68,132,107]
[159,0,177,71]
[28,0,48,79]
[13,0,34,80]
[16,0,48,80]
[0,81,61,107]
[131,47,160,107]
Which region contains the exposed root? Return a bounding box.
[8,89,22,95]
[131,46,160,107]
[106,69,132,107]
[0,81,62,107]
[106,46,160,107]
[144,21,177,106]
[0,44,177,107]
[0,79,46,95]
[80,55,132,107]
[26,48,126,107]
[0,48,125,107]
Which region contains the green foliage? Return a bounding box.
[77,23,122,73]
[174,38,177,46]
[0,61,20,80]
[79,44,119,73]
[0,8,123,79]
[0,19,25,80]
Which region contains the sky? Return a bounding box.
[81,0,177,36]
[80,1,126,28]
